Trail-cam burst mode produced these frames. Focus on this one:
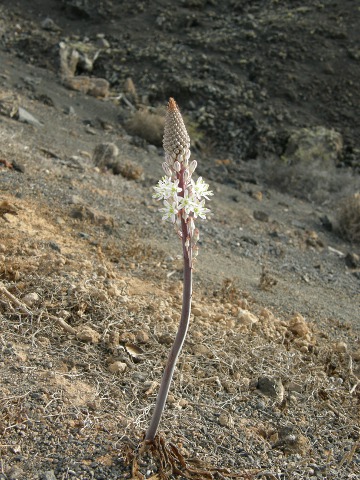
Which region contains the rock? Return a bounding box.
[288,313,310,338]
[17,107,43,127]
[71,204,114,228]
[7,466,24,480]
[108,361,127,374]
[63,76,109,98]
[22,292,40,307]
[237,309,258,326]
[257,376,285,402]
[40,471,57,480]
[92,143,119,170]
[95,37,110,49]
[135,330,149,343]
[76,326,101,344]
[253,210,269,222]
[273,426,311,455]
[192,307,202,316]
[333,341,347,353]
[282,126,343,168]
[41,17,60,31]
[218,412,233,428]
[345,252,360,268]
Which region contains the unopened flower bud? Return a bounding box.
[174,161,181,172]
[183,170,190,184]
[165,153,174,166]
[163,98,191,161]
[162,162,172,177]
[189,160,197,175]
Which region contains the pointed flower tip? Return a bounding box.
[168,97,178,112]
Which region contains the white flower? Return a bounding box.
[177,189,196,215]
[160,199,179,223]
[192,177,213,201]
[192,199,210,219]
[153,177,182,200]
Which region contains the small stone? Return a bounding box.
[92,143,119,170]
[253,210,269,222]
[333,341,347,353]
[345,252,360,269]
[108,361,127,374]
[95,37,110,48]
[257,376,285,402]
[274,426,311,455]
[194,344,210,356]
[41,471,57,480]
[17,107,43,127]
[178,398,188,408]
[288,313,310,337]
[7,466,24,480]
[167,394,176,404]
[237,309,258,326]
[22,292,40,307]
[192,307,202,316]
[76,326,101,344]
[218,413,233,428]
[41,17,59,31]
[135,330,149,343]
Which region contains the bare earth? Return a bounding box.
[0,1,359,479]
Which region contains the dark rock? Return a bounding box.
[253,210,269,222]
[345,252,360,269]
[257,376,284,401]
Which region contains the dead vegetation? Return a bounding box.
[337,192,360,244]
[125,108,165,146]
[0,197,359,479]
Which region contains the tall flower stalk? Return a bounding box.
[145,98,213,442]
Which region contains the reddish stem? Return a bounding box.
[144,169,193,442]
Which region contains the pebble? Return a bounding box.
[7,466,24,480]
[257,376,285,402]
[22,292,40,306]
[237,309,258,326]
[288,313,310,337]
[218,412,233,428]
[333,341,347,353]
[17,107,43,127]
[41,471,57,480]
[76,326,101,344]
[108,361,127,374]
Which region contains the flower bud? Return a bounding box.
[189,160,197,175]
[173,161,181,172]
[183,170,190,184]
[162,162,172,177]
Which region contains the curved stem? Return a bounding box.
[144,217,192,442]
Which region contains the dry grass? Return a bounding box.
[125,107,165,146]
[337,192,360,243]
[0,197,359,478]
